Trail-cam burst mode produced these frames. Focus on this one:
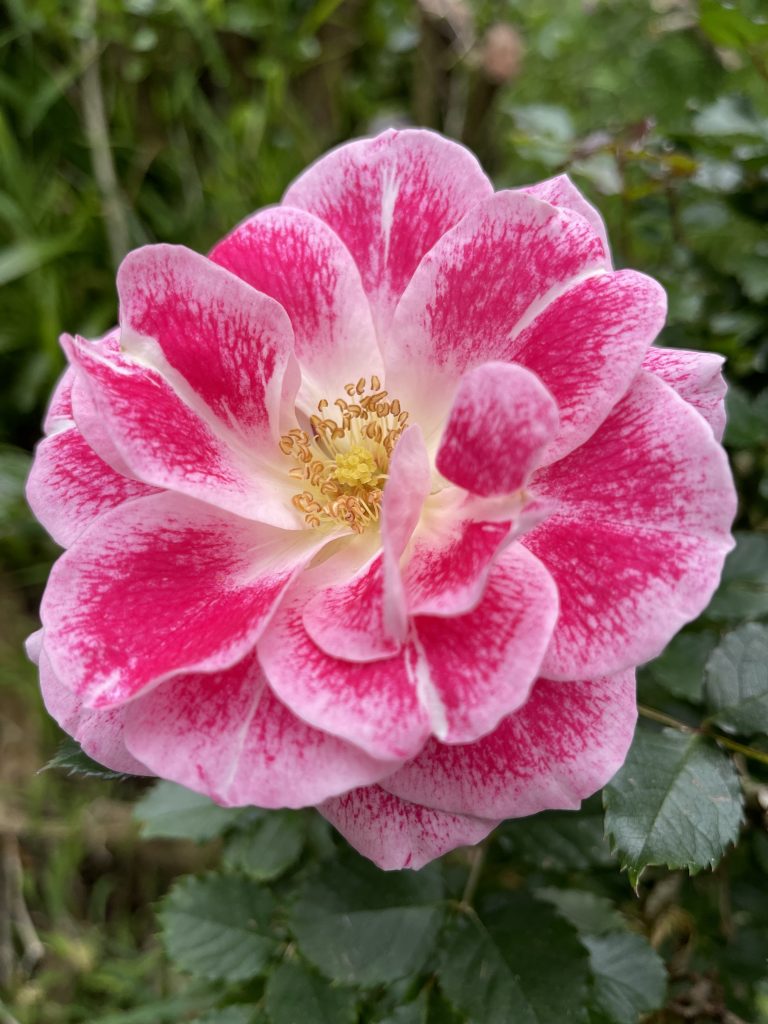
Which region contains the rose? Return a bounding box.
[26,129,735,870]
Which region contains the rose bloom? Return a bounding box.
[26,130,735,870]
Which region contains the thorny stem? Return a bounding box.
[638,704,768,767]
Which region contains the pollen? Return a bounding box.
[279,376,408,533]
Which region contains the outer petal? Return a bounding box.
[302,425,431,661]
[124,652,394,808]
[512,270,667,463]
[382,673,637,819]
[209,207,382,410]
[643,346,727,441]
[43,366,76,434]
[39,649,149,776]
[436,362,559,496]
[117,244,295,441]
[318,785,498,871]
[410,545,558,743]
[386,191,609,440]
[259,588,430,762]
[41,491,328,708]
[520,173,610,257]
[526,372,736,679]
[65,334,298,528]
[26,427,156,548]
[283,128,493,330]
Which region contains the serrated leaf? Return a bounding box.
[264,959,357,1024]
[706,532,768,622]
[604,726,743,880]
[135,781,241,841]
[289,853,444,986]
[536,889,625,937]
[46,737,139,781]
[224,811,305,880]
[705,624,768,734]
[160,874,276,981]
[644,631,717,703]
[438,895,591,1024]
[583,934,667,1024]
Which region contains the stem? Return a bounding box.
[638,704,768,768]
[459,840,488,911]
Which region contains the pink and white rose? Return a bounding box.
[26,129,736,869]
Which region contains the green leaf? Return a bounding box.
[264,959,357,1024]
[46,737,139,781]
[707,533,768,622]
[289,854,445,986]
[224,811,305,880]
[160,873,277,981]
[643,631,718,703]
[375,991,429,1024]
[0,234,78,287]
[604,726,743,882]
[135,781,241,841]
[536,889,625,937]
[500,803,615,871]
[583,934,667,1024]
[705,624,768,735]
[438,896,591,1024]
[196,1010,258,1024]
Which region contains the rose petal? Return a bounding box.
[65,334,298,528]
[43,366,76,434]
[410,544,558,743]
[386,190,609,440]
[520,173,610,257]
[124,651,394,808]
[210,206,382,410]
[436,361,559,496]
[26,427,156,548]
[643,346,727,440]
[259,587,430,762]
[39,649,149,775]
[318,785,498,871]
[42,491,329,708]
[526,372,736,679]
[302,425,431,661]
[283,128,493,330]
[512,270,667,463]
[382,672,637,819]
[117,244,296,440]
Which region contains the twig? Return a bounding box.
[459,839,487,911]
[638,704,768,767]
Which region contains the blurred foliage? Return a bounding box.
[1,0,768,1021]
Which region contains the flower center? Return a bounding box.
[280,375,409,533]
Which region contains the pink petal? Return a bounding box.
[39,649,149,776]
[386,191,609,438]
[209,207,382,409]
[259,587,430,762]
[382,672,637,819]
[283,128,493,330]
[436,362,559,496]
[43,366,76,434]
[124,652,394,808]
[410,545,558,743]
[404,519,512,617]
[26,427,156,548]
[512,270,667,463]
[117,245,296,440]
[520,173,610,257]
[302,425,431,661]
[643,346,727,440]
[41,491,328,708]
[65,334,297,528]
[526,372,736,679]
[318,785,498,871]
